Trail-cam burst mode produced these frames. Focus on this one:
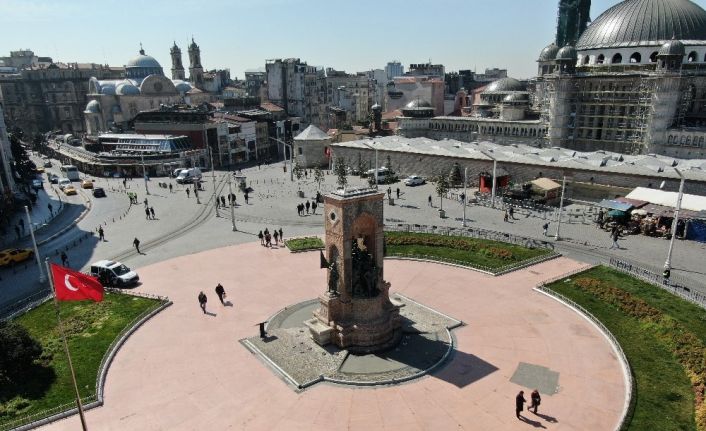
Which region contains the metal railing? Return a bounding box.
[535,283,635,431]
[609,258,706,309]
[0,289,52,322]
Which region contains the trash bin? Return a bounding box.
[297,190,305,198]
[388,197,394,205]
[438,209,446,218]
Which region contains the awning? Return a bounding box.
[530,177,561,191]
[596,199,633,212]
[641,203,700,219]
[614,197,648,208]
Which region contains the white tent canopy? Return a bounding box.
[625,187,706,212]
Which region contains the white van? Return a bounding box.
[176,167,202,184]
[90,260,139,287]
[58,178,72,190]
[172,168,185,178]
[366,167,391,182]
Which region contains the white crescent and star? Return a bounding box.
[64,274,79,292]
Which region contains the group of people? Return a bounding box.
[516,389,542,419]
[198,283,228,314]
[503,206,518,222]
[258,227,283,247]
[297,200,317,216]
[215,193,238,209]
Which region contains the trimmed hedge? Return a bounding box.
[285,237,324,252]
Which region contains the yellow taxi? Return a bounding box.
[0,248,34,267]
[35,167,45,173]
[81,179,94,189]
[63,185,77,195]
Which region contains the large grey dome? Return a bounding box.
[538,43,560,61]
[483,77,525,93]
[577,0,706,50]
[126,53,162,68]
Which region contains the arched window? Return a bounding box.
[688,51,698,62]
[581,56,589,65]
[612,53,623,64]
[649,52,658,62]
[597,54,605,64]
[630,52,641,63]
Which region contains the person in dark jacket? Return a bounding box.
[215,284,226,305]
[198,291,207,313]
[516,390,526,419]
[530,389,541,414]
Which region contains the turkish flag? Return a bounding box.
[50,264,104,302]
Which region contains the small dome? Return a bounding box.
[556,45,578,61]
[84,100,101,114]
[371,103,382,111]
[99,82,116,95]
[503,93,529,103]
[538,43,560,61]
[126,53,162,69]
[405,99,432,109]
[658,39,686,56]
[172,80,193,94]
[484,77,525,93]
[115,81,140,95]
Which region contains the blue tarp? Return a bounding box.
[687,219,706,243]
[597,199,633,212]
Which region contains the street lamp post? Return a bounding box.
[209,147,219,217]
[270,137,293,182]
[665,168,685,271]
[362,141,378,189]
[228,173,237,231]
[479,150,497,208]
[462,167,468,227]
[25,206,45,283]
[141,153,149,195]
[555,175,567,241]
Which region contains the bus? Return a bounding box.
[60,165,80,181]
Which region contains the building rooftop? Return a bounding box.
[294,124,330,141]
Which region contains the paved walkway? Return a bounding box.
[40,243,625,431]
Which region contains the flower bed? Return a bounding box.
[284,237,324,252]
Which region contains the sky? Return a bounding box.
[2,0,706,80]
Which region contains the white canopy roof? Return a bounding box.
[626,187,706,212]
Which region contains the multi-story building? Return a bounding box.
[0,49,52,70]
[385,61,404,80]
[265,58,324,127]
[0,56,123,135]
[244,69,266,98]
[323,69,372,127]
[407,63,445,78]
[0,104,16,199]
[385,75,445,116]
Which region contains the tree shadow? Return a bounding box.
[0,363,56,402]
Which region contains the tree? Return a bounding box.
[293,161,304,191]
[314,166,325,189]
[357,153,363,175]
[0,322,43,382]
[9,133,36,182]
[436,175,450,211]
[334,157,348,190]
[385,154,393,174]
[449,163,463,187]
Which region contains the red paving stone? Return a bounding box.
[39,242,626,431]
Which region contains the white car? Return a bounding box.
[403,175,425,186]
[58,178,72,190]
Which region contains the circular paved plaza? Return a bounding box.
[39,242,626,431]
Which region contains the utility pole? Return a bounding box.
[141,153,149,195]
[25,206,45,283]
[462,167,468,227]
[228,173,236,231]
[665,168,685,271]
[209,147,219,217]
[555,175,567,241]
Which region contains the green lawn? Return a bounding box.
[285,236,324,252]
[384,231,551,272]
[0,293,162,429]
[546,267,701,431]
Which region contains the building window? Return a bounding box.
[596,54,605,64]
[688,51,698,62]
[629,52,641,63]
[612,53,622,64]
[650,52,658,63]
[298,147,303,155]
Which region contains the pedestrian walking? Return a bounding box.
[221,195,226,207]
[265,233,272,247]
[169,183,173,193]
[428,195,432,207]
[264,228,269,236]
[133,237,141,254]
[98,226,105,241]
[530,389,541,414]
[245,193,249,204]
[198,291,207,314]
[542,222,549,236]
[48,202,53,216]
[387,187,392,198]
[149,207,155,219]
[515,390,526,419]
[610,228,621,249]
[145,207,151,219]
[311,201,317,214]
[60,251,68,267]
[215,283,226,305]
[305,201,310,214]
[504,210,509,223]
[186,188,190,198]
[273,229,279,245]
[123,178,127,188]
[396,188,400,199]
[258,230,264,245]
[296,203,302,216]
[144,198,148,207]
[278,228,283,242]
[509,206,516,220]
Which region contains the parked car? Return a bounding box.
[63,185,77,195]
[49,174,59,184]
[176,167,202,184]
[92,187,106,198]
[0,248,34,267]
[58,178,71,189]
[81,179,94,189]
[90,260,139,287]
[403,175,426,186]
[31,179,43,190]
[35,167,45,174]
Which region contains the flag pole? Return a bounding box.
[45,259,89,431]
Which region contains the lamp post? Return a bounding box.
[665,168,685,271]
[228,173,236,231]
[25,206,45,283]
[270,137,293,181]
[555,175,567,241]
[141,153,149,195]
[362,140,378,189]
[209,147,219,218]
[479,150,497,208]
[462,167,468,227]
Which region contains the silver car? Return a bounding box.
[403,175,425,186]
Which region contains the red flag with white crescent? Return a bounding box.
[50,264,104,302]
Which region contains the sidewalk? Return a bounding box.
[0,184,64,249]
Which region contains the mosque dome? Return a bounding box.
[405,99,432,109]
[84,100,101,114]
[115,81,140,95]
[658,38,686,56]
[556,45,578,61]
[538,43,560,61]
[99,82,116,95]
[126,53,162,69]
[125,48,164,80]
[483,77,525,93]
[577,0,706,50]
[172,80,193,94]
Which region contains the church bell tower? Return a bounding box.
[170,42,185,80]
[188,37,204,89]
